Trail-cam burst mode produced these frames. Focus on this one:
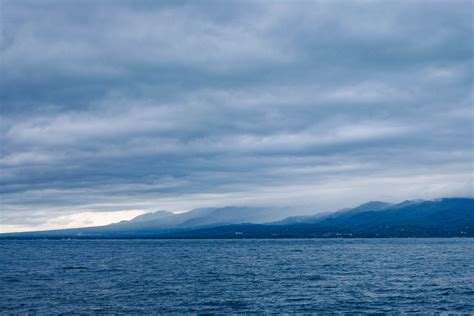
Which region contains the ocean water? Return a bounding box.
[0,239,473,314]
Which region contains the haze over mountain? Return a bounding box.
[108,206,296,232]
[274,201,393,225]
[0,206,296,237]
[2,198,472,238]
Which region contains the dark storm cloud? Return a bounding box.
[0,0,472,231]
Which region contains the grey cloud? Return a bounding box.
[0,0,472,232]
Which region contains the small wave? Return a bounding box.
[306,275,325,281]
[60,266,88,270]
[1,276,21,283]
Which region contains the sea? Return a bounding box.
[1,238,473,314]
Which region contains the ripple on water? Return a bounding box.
[0,239,473,314]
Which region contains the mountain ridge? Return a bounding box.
[1,197,472,238]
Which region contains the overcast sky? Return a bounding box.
[1,0,473,232]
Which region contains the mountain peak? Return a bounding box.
[390,199,425,209]
[350,201,392,212]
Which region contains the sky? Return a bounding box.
[0,0,473,233]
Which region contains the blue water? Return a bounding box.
[1,239,473,314]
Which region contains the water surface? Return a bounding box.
[1,239,473,314]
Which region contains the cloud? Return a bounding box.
[0,0,473,232]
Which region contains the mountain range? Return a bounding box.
[1,198,472,238]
